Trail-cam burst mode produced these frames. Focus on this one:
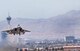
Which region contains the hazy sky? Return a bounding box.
[0,0,80,21]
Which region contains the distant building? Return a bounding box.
[1,32,8,41]
[66,36,76,43]
[52,46,80,51]
[17,45,80,51]
[63,46,80,51]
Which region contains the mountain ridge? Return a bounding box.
[0,10,80,39]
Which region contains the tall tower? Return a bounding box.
[6,13,11,25]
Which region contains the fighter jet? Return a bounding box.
[2,25,31,35]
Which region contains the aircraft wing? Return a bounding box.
[2,30,11,33]
[24,30,31,32]
[2,29,14,34]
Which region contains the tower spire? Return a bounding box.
[8,12,10,17]
[6,12,11,25]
